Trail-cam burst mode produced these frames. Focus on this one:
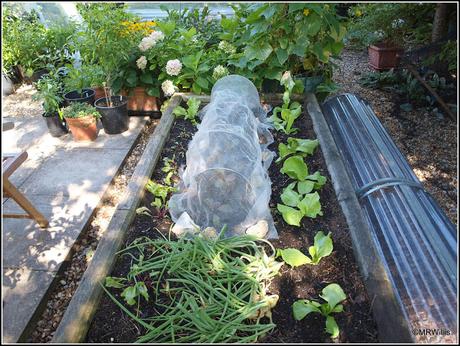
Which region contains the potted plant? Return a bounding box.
[95,86,130,134]
[62,102,100,141]
[113,48,162,114]
[63,65,95,105]
[32,74,68,137]
[348,4,406,70]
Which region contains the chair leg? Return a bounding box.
[3,179,49,228]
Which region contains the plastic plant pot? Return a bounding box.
[63,88,96,106]
[65,115,98,141]
[94,96,129,135]
[43,112,68,137]
[368,43,404,70]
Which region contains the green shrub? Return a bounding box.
[62,102,100,119]
[345,3,436,49]
[32,74,63,114]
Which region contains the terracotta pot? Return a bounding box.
[121,87,159,112]
[65,115,98,141]
[92,86,106,102]
[368,43,404,70]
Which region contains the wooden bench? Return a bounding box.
[3,152,49,228]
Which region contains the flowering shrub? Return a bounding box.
[161,80,176,97]
[166,59,182,76]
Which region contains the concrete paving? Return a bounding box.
[2,115,149,343]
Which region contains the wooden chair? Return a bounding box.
[3,152,49,228]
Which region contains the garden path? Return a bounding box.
[2,115,148,343]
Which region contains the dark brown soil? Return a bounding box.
[86,110,379,343]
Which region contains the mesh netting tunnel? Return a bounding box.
[169,75,277,238]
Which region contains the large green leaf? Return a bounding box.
[277,248,311,267]
[146,86,160,97]
[126,69,137,87]
[306,171,327,189]
[280,183,301,207]
[292,300,321,320]
[277,204,303,226]
[182,27,197,40]
[195,76,209,90]
[288,3,306,13]
[298,192,323,218]
[182,51,202,71]
[320,283,346,310]
[157,21,176,36]
[301,12,322,36]
[326,315,340,338]
[297,180,315,194]
[275,48,288,65]
[245,42,273,62]
[140,72,153,85]
[280,155,308,181]
[290,138,319,155]
[308,231,333,264]
[221,17,238,32]
[245,4,269,24]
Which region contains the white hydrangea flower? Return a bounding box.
[161,80,176,97]
[150,30,165,43]
[218,41,236,54]
[136,56,147,70]
[212,65,229,80]
[166,59,182,76]
[139,36,155,52]
[138,31,165,52]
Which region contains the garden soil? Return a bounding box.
[86,112,379,343]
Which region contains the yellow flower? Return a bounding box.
[303,8,310,16]
[355,9,362,17]
[324,4,330,10]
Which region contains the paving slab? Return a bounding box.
[2,194,93,271]
[19,148,127,198]
[2,115,149,343]
[3,267,56,343]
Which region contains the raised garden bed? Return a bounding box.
[72,94,379,343]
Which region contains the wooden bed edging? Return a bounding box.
[51,95,182,343]
[305,93,413,342]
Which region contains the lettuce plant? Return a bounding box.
[173,97,201,125]
[277,137,319,163]
[277,231,333,267]
[293,283,346,338]
[277,155,327,226]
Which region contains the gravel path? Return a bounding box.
[332,48,457,224]
[2,84,43,118]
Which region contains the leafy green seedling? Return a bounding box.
[293,283,346,338]
[269,73,303,134]
[276,231,333,267]
[277,137,319,163]
[121,281,149,306]
[145,179,176,209]
[173,97,201,125]
[105,276,127,288]
[161,156,177,186]
[280,156,309,181]
[276,248,311,267]
[277,182,324,226]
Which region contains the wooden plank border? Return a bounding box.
[52,95,182,343]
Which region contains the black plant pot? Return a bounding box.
[43,112,68,137]
[63,89,95,106]
[31,68,50,83]
[95,96,129,135]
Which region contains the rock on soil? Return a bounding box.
[332,48,457,224]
